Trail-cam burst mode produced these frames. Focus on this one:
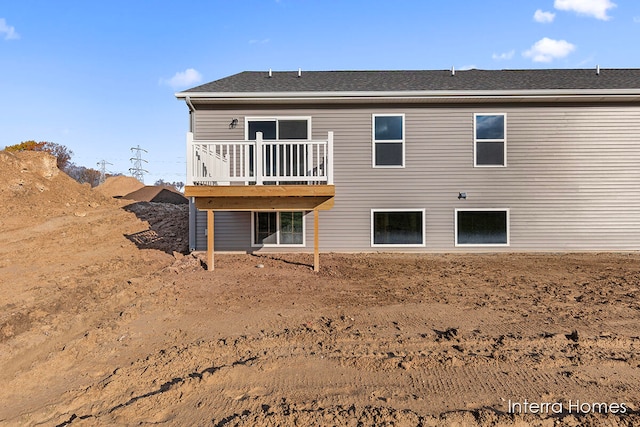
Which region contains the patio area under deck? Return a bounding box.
[184,131,335,272]
[185,185,335,272]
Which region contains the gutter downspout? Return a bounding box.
[185,95,195,110]
[185,95,196,132]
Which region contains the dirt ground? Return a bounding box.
[1,151,639,426]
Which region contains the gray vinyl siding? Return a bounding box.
[191,103,640,252]
[193,210,314,252]
[194,211,251,252]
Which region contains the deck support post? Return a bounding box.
[207,210,214,271]
[313,209,319,272]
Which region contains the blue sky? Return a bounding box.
[1,0,638,184]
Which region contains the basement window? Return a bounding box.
[474,114,506,167]
[252,211,305,246]
[455,209,509,246]
[373,114,405,167]
[371,209,425,246]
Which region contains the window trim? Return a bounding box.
[251,211,306,247]
[371,208,426,247]
[454,208,510,247]
[372,113,406,168]
[473,113,507,168]
[245,116,312,140]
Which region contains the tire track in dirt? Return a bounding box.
[31,307,640,426]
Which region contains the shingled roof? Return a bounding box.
[181,69,640,94]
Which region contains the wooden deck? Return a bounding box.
[184,184,335,211]
[185,131,336,272]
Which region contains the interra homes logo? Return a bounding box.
[508,400,628,415]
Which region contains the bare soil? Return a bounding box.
[94,176,144,198]
[1,151,639,426]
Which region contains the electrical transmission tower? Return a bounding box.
[96,160,113,184]
[129,145,149,183]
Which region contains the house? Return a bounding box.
[176,68,640,270]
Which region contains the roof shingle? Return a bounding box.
[181,69,640,93]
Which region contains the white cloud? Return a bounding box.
[0,18,19,40]
[534,9,556,23]
[160,68,203,89]
[492,50,515,61]
[523,37,576,62]
[554,0,616,20]
[249,38,270,44]
[577,55,596,66]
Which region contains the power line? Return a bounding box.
[96,159,113,184]
[129,145,149,183]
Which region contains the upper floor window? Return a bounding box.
[474,114,506,167]
[373,114,405,167]
[246,117,310,140]
[246,117,311,180]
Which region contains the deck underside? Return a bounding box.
[184,185,335,211]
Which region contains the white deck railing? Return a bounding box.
[187,131,334,186]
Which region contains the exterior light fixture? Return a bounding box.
[229,118,238,129]
[458,192,467,200]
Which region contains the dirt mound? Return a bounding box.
[0,149,59,179]
[95,175,144,198]
[122,186,188,204]
[0,150,116,226]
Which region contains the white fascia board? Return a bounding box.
[175,89,640,103]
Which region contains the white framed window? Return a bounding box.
[455,208,510,246]
[245,116,312,140]
[371,209,425,247]
[245,117,312,181]
[372,114,405,168]
[474,113,506,167]
[252,211,306,247]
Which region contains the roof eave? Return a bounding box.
[176,89,640,104]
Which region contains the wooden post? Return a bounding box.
[313,209,319,272]
[327,131,334,185]
[207,210,214,271]
[255,132,263,185]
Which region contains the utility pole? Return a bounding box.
[96,160,113,185]
[129,145,149,183]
